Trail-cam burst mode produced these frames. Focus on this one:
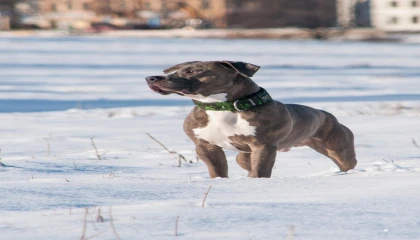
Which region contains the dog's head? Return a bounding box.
[145,61,260,102]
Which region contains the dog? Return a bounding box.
[146,61,357,178]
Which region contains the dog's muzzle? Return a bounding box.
[146,76,165,83]
[145,75,172,95]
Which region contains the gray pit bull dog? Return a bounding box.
[146,61,357,178]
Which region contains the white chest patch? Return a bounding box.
[185,93,228,103]
[193,111,256,152]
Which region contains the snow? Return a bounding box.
[1,36,420,239]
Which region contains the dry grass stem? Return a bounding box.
[80,208,88,240]
[287,225,295,240]
[175,215,180,236]
[96,208,104,222]
[0,148,4,167]
[90,137,102,160]
[202,185,213,207]
[109,206,121,240]
[44,138,50,156]
[73,162,79,170]
[178,155,187,167]
[412,138,419,148]
[146,133,176,153]
[146,133,188,166]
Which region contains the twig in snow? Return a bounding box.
[43,138,51,156]
[201,185,213,208]
[80,208,88,240]
[0,148,4,167]
[73,162,79,170]
[90,206,97,214]
[96,208,104,222]
[146,133,188,167]
[175,215,180,236]
[412,138,419,148]
[178,154,188,167]
[146,133,176,153]
[287,225,295,240]
[109,206,121,240]
[90,137,102,160]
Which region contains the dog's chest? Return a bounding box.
[193,111,256,151]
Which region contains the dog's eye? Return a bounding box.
[185,69,202,75]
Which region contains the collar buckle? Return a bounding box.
[233,100,243,111]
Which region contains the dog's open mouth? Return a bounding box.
[151,86,171,95]
[149,85,192,96]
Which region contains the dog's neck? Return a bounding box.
[187,76,260,103]
[192,87,272,112]
[226,81,260,102]
[223,75,260,102]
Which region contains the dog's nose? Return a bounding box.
[146,76,165,82]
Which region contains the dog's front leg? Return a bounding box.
[195,142,228,178]
[249,145,277,178]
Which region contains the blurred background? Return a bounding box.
[0,0,419,113]
[0,0,418,33]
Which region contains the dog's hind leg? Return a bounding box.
[308,111,357,172]
[308,123,357,172]
[236,153,252,176]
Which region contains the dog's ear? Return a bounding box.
[218,61,260,77]
[163,61,200,74]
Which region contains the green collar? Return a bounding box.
[193,88,272,111]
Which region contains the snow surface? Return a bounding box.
[1,37,420,240]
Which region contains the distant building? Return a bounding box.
[0,0,15,29]
[370,0,420,31]
[34,0,143,29]
[32,0,98,29]
[37,0,141,17]
[139,0,227,28]
[92,0,142,18]
[0,15,10,30]
[11,0,419,32]
[29,0,227,29]
[225,0,338,29]
[337,0,371,27]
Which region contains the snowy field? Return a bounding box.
[1,37,420,240]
